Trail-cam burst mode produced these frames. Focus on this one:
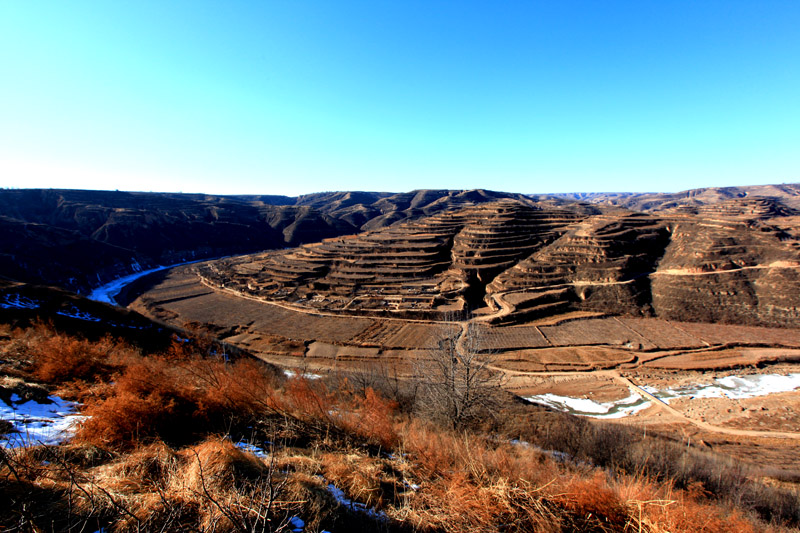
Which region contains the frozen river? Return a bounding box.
[526,373,800,419]
[87,260,201,305]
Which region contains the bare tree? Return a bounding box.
[415,321,503,430]
[343,359,418,411]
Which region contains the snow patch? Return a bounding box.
[0,294,40,310]
[56,304,102,322]
[284,370,322,380]
[643,373,800,404]
[509,439,573,462]
[286,516,330,533]
[233,440,270,458]
[526,392,652,419]
[324,481,387,521]
[526,372,800,418]
[1,393,85,447]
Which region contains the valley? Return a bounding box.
[115,188,800,483]
[3,185,800,531]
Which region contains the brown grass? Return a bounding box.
[77,355,281,450]
[1,323,791,532]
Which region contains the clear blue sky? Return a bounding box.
[1,1,799,196]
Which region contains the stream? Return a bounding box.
[87,259,202,305]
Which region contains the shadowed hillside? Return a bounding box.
[0,188,542,293]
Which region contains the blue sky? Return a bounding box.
[1,1,798,196]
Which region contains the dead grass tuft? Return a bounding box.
[321,452,387,509]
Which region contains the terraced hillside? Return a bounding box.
[198,201,585,316]
[0,188,545,293]
[203,198,800,328]
[487,213,671,322]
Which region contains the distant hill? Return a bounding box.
[0,188,536,292]
[2,184,798,295]
[547,183,800,212]
[209,194,800,328]
[0,189,350,292]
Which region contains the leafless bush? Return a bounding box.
[500,405,800,528]
[415,322,504,430]
[342,360,417,411]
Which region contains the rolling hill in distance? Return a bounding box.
[2,183,799,296]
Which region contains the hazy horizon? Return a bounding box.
[6,181,799,199]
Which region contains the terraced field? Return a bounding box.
[130,265,800,376]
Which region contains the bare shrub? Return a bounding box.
[78,355,281,450]
[343,359,417,411]
[415,322,503,430]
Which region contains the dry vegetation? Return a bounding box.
[1,323,798,532]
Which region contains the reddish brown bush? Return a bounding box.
[33,332,121,383]
[400,420,460,476]
[276,377,335,424]
[559,471,627,528]
[321,452,387,509]
[339,387,399,449]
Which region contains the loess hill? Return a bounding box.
[202,194,800,329]
[3,185,800,531]
[0,188,530,293]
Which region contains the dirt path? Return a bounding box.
[651,261,800,277]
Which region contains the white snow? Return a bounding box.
[525,392,652,419]
[643,373,800,404]
[88,259,200,305]
[0,294,40,309]
[288,516,304,532]
[527,372,800,418]
[286,516,330,533]
[324,482,387,521]
[56,304,102,322]
[1,393,85,447]
[283,370,322,380]
[233,440,270,458]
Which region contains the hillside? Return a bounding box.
[1,305,796,532]
[550,183,800,212]
[0,188,538,293]
[204,196,800,328]
[2,184,800,531]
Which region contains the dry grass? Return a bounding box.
[1,323,793,532]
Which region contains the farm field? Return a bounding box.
[130,265,800,373]
[127,263,800,479]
